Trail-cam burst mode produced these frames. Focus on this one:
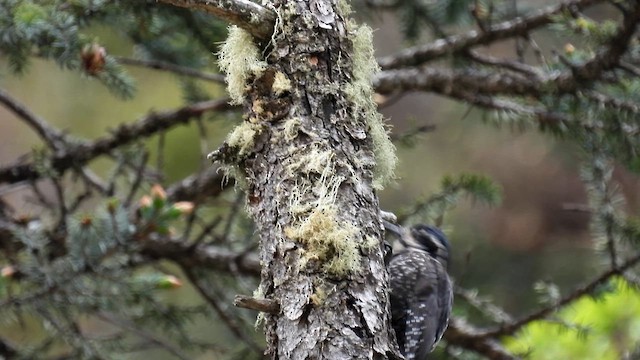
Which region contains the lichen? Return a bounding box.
[346,25,397,189]
[287,148,335,175]
[272,71,292,95]
[226,121,262,157]
[218,26,267,104]
[285,204,361,276]
[285,162,362,276]
[283,117,301,141]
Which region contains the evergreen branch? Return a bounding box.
[141,236,261,276]
[157,0,276,41]
[0,98,236,185]
[554,0,640,92]
[115,56,225,84]
[454,287,514,324]
[166,166,233,203]
[377,0,605,69]
[179,265,263,354]
[479,250,640,338]
[96,312,191,360]
[0,88,67,152]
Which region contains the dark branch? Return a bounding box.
[115,57,225,84]
[0,88,67,152]
[157,0,276,41]
[234,295,280,314]
[481,251,640,338]
[377,0,604,70]
[0,98,236,185]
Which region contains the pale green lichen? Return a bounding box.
[285,204,361,276]
[283,117,301,141]
[285,162,362,276]
[272,71,292,95]
[226,121,262,157]
[287,148,335,175]
[218,26,267,104]
[346,25,397,189]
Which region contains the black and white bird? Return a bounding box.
[384,221,453,359]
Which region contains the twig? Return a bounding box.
[0,88,67,152]
[377,0,604,69]
[180,265,263,354]
[115,56,225,83]
[234,295,280,314]
[96,312,191,360]
[481,251,640,338]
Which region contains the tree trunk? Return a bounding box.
[213,1,399,358]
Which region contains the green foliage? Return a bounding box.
[0,0,227,100]
[505,278,640,360]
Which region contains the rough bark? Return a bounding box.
[210,0,399,359]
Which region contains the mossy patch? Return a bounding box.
[272,71,292,95]
[226,121,262,157]
[285,204,361,276]
[218,26,267,104]
[285,161,363,276]
[346,25,397,189]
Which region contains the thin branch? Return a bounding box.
[0,98,236,185]
[180,265,263,354]
[445,318,517,360]
[480,251,640,338]
[157,0,276,41]
[115,56,225,83]
[96,312,191,360]
[377,0,604,70]
[0,88,67,152]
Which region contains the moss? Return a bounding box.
[346,25,397,189]
[218,26,267,104]
[272,71,292,95]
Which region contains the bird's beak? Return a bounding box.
[382,220,403,237]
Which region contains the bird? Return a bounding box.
[384,221,453,359]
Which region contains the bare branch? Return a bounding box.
[157,0,276,40]
[0,88,67,152]
[0,98,236,185]
[446,318,517,360]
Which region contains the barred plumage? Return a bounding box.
[385,222,453,359]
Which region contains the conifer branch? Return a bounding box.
[479,250,640,338]
[0,98,236,185]
[115,57,226,84]
[157,0,277,40]
[377,0,605,69]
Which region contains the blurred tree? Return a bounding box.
[1,0,640,359]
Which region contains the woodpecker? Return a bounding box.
[384,221,453,359]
